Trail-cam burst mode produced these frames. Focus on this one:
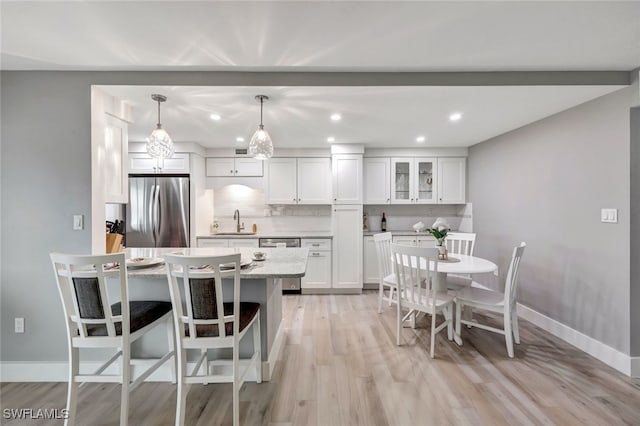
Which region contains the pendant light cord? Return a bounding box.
[157,99,161,127]
[260,97,264,127]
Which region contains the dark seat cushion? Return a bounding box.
[186,302,260,337]
[85,301,172,337]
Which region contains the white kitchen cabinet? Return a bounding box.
[266,157,331,204]
[391,235,436,247]
[437,157,466,204]
[197,238,230,248]
[228,239,259,248]
[301,238,332,290]
[332,205,363,290]
[332,154,362,204]
[129,153,190,174]
[363,157,390,204]
[391,157,437,204]
[104,115,128,203]
[206,157,263,177]
[363,236,380,284]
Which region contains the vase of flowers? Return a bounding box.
[424,218,450,259]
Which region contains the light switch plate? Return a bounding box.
[73,214,84,230]
[601,208,618,223]
[15,317,24,333]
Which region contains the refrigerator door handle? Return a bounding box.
[152,183,160,245]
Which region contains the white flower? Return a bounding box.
[432,217,449,230]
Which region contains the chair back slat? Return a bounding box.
[373,232,393,278]
[164,253,242,340]
[50,252,128,340]
[391,244,440,311]
[445,232,476,256]
[504,242,526,306]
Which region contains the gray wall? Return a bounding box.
[631,106,640,356]
[469,87,635,354]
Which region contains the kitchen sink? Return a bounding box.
[212,232,257,236]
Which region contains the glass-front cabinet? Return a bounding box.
[391,157,437,204]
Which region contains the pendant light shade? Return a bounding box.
[249,95,273,160]
[146,94,174,160]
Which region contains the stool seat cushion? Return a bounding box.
[186,302,260,337]
[85,301,172,336]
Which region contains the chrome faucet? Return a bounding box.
[233,209,244,232]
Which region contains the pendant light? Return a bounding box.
[248,95,274,160]
[146,94,174,160]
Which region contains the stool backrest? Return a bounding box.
[504,242,526,306]
[50,252,128,339]
[445,232,476,256]
[373,232,394,278]
[391,244,440,310]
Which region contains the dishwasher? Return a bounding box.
[259,238,301,293]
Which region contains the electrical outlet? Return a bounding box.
[15,317,25,333]
[601,208,618,223]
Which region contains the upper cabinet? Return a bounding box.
[363,157,391,204]
[332,154,362,204]
[387,157,465,205]
[265,157,331,204]
[103,115,129,203]
[129,153,190,174]
[205,157,263,177]
[437,157,466,204]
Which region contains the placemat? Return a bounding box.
[438,256,461,263]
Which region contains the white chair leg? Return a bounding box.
[396,301,402,346]
[455,302,462,342]
[175,348,188,426]
[504,311,514,358]
[65,347,79,426]
[444,306,453,341]
[167,317,176,384]
[120,344,130,426]
[254,316,262,384]
[430,311,436,358]
[511,307,520,344]
[232,345,240,426]
[378,281,384,313]
[388,287,394,306]
[200,349,208,385]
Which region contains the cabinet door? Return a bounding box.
[363,158,391,204]
[414,158,437,204]
[437,157,466,204]
[297,158,331,204]
[197,239,229,248]
[265,158,298,204]
[332,205,363,289]
[129,153,159,174]
[391,158,413,204]
[363,236,380,284]
[228,239,259,248]
[302,251,332,289]
[392,236,417,246]
[234,158,264,177]
[417,236,436,247]
[206,158,235,177]
[332,154,362,204]
[129,153,190,174]
[160,153,190,173]
[104,115,128,203]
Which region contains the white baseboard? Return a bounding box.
[1,327,286,383]
[471,282,637,377]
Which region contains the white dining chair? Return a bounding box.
[444,232,477,290]
[373,232,397,313]
[50,252,174,426]
[391,243,455,358]
[164,252,262,426]
[454,242,526,358]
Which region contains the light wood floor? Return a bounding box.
[3,291,640,425]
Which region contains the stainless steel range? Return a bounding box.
[259,238,301,293]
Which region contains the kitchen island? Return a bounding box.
[123,246,308,381]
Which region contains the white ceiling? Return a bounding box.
[2,1,638,148]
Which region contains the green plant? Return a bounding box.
[424,218,450,245]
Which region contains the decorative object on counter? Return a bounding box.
[412,221,425,232]
[210,219,219,234]
[363,212,369,231]
[253,251,266,261]
[252,223,258,233]
[249,95,274,160]
[425,217,450,260]
[146,94,174,161]
[381,212,387,232]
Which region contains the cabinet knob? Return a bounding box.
[235,170,238,174]
[387,198,390,203]
[293,198,296,201]
[230,170,233,174]
[311,252,320,256]
[298,198,301,202]
[334,198,337,201]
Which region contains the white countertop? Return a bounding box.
[363,231,438,237]
[125,247,309,278]
[197,231,333,239]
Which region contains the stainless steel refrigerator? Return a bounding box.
[126,175,190,247]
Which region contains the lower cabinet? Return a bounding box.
[363,236,379,284]
[196,238,259,248]
[391,235,436,247]
[301,238,332,290]
[332,205,363,290]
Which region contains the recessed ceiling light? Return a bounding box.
[416,136,426,143]
[330,113,341,121]
[210,114,221,121]
[236,137,245,142]
[327,136,335,143]
[449,112,462,122]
